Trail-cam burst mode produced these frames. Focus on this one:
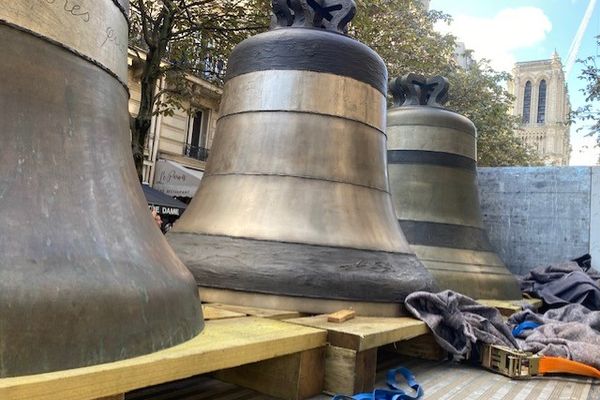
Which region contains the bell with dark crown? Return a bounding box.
[386,74,521,300]
[168,0,437,316]
[0,0,203,377]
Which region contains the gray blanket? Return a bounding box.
[509,304,600,369]
[404,290,518,360]
[406,291,600,369]
[520,262,600,310]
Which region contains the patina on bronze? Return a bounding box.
[168,0,437,316]
[386,74,521,300]
[0,0,203,378]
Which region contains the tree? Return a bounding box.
[128,0,539,171]
[128,0,270,178]
[350,0,541,166]
[444,60,544,166]
[573,39,600,162]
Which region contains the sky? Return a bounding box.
[429,0,600,166]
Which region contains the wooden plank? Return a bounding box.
[327,310,356,323]
[95,396,124,400]
[215,347,325,400]
[323,346,376,396]
[388,333,447,361]
[477,298,543,317]
[202,305,246,320]
[287,315,429,352]
[0,317,327,400]
[208,303,302,320]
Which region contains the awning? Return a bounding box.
[153,159,204,198]
[142,184,188,217]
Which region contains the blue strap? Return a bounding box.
[332,367,423,400]
[512,321,542,337]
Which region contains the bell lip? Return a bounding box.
[0,271,205,378]
[387,105,477,136]
[225,27,388,95]
[168,232,439,305]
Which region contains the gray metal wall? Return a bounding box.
[478,167,600,275]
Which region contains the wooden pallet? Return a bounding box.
[477,298,543,317]
[0,317,326,400]
[286,315,430,396]
[206,303,304,320]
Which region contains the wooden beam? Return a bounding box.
[323,346,377,396]
[0,317,326,400]
[287,315,429,352]
[202,305,246,320]
[477,298,543,317]
[215,347,325,400]
[389,333,447,361]
[207,303,302,320]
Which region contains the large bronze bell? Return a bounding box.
[168,1,437,316]
[386,75,521,300]
[0,0,203,377]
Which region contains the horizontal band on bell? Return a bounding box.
[387,106,476,136]
[421,262,522,300]
[387,125,476,160]
[411,245,506,268]
[0,0,128,83]
[168,233,437,307]
[389,164,484,228]
[210,112,389,190]
[110,0,130,22]
[387,150,476,171]
[173,174,408,254]
[398,220,494,251]
[219,70,387,132]
[226,28,387,95]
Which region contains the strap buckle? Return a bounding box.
[480,344,541,378]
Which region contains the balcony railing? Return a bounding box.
[184,144,210,162]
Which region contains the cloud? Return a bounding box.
[435,7,552,72]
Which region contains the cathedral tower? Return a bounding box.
[508,51,571,165]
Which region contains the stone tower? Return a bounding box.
[508,51,571,165]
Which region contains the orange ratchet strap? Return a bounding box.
[539,356,600,379]
[481,344,600,379]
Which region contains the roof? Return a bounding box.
[142,184,188,210]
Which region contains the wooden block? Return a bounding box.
[327,309,356,323]
[0,317,327,400]
[287,315,428,352]
[208,303,302,320]
[477,298,543,317]
[215,347,325,400]
[389,333,447,361]
[323,345,377,396]
[202,305,246,320]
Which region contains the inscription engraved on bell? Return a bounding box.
[0,0,203,377]
[168,0,437,316]
[386,74,522,300]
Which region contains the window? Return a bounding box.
[185,109,209,161]
[537,80,547,124]
[522,81,532,124]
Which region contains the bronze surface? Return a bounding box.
[173,174,407,252]
[220,70,386,131]
[0,0,129,83]
[208,112,388,191]
[170,26,438,308]
[387,104,521,300]
[0,0,202,378]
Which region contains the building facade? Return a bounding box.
[508,52,571,165]
[127,50,222,198]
